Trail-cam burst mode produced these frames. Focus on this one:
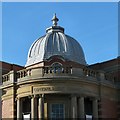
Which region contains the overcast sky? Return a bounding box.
[2,2,118,66]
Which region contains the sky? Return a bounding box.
[2,2,118,66]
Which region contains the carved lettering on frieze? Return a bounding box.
[33,87,55,93]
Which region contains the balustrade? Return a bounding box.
[2,71,15,83]
[2,65,115,84]
[17,69,31,79]
[2,73,10,82]
[43,66,72,74]
[83,68,98,78]
[105,73,115,83]
[16,66,72,80]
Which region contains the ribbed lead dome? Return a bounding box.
[26,14,86,67]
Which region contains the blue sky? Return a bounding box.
[2,2,118,66]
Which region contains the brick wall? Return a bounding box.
[89,57,120,83]
[117,101,120,118]
[99,97,117,118]
[2,98,14,118]
[0,61,24,75]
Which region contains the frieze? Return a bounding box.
[33,86,62,94]
[32,85,99,95]
[34,87,55,92]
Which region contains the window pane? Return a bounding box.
[60,108,63,113]
[50,103,64,119]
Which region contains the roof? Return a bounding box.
[25,14,86,67]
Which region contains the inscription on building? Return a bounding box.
[33,86,65,94]
[33,87,55,92]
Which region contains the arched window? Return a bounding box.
[51,62,63,73]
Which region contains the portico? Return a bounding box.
[16,80,99,119]
[16,94,99,119]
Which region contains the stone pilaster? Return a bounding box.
[31,95,37,119]
[78,96,85,119]
[93,98,98,119]
[71,95,77,118]
[38,94,44,119]
[17,97,22,119]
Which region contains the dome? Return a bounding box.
[25,14,86,67]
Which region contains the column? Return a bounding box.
[31,95,37,119]
[17,98,22,119]
[93,98,98,119]
[71,95,77,118]
[38,94,44,119]
[78,97,85,119]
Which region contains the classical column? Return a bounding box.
[38,94,44,119]
[17,97,22,119]
[71,95,77,118]
[31,95,37,119]
[93,98,98,119]
[78,97,85,119]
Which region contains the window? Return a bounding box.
[50,103,65,119]
[51,63,63,73]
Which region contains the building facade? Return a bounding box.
[1,15,120,119]
[0,61,24,119]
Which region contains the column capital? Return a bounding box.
[71,94,78,97]
[91,97,99,101]
[78,95,85,98]
[28,94,37,99]
[15,97,20,101]
[28,94,45,99]
[38,94,44,98]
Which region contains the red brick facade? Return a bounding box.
[0,61,24,75]
[0,61,23,119]
[89,57,120,83]
[90,57,120,119]
[2,98,14,118]
[99,98,118,118]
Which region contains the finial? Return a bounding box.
[52,13,59,26]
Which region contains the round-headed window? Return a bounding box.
[51,62,63,73]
